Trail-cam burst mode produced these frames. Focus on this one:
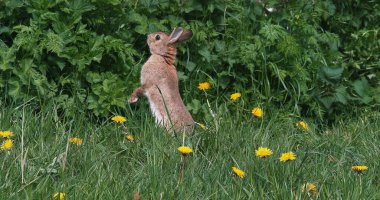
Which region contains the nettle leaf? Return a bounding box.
[128,11,147,24]
[8,78,21,99]
[134,25,148,35]
[13,59,34,85]
[335,85,349,105]
[0,27,11,34]
[0,48,15,71]
[87,95,101,113]
[187,99,201,115]
[352,78,369,97]
[198,47,211,63]
[128,11,149,34]
[66,0,96,16]
[185,61,196,71]
[47,56,66,71]
[86,72,128,114]
[5,0,24,10]
[86,72,103,84]
[168,15,183,26]
[177,71,188,81]
[352,78,371,105]
[71,34,105,71]
[107,0,122,6]
[183,0,203,13]
[320,66,344,82]
[320,32,340,51]
[40,11,59,22]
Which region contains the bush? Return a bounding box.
[0,0,379,120]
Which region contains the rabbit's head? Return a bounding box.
[147,27,192,56]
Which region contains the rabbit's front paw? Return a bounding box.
[128,95,139,104]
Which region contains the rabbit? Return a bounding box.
[128,27,194,134]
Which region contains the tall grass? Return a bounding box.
[0,101,379,199]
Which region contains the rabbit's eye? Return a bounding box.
[155,35,160,40]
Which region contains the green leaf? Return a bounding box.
[177,71,188,81]
[321,66,344,81]
[277,35,300,58]
[259,24,286,43]
[187,99,201,114]
[42,31,64,54]
[8,79,21,98]
[186,61,196,71]
[335,86,348,105]
[352,78,369,97]
[198,47,211,63]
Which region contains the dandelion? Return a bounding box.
[296,120,309,131]
[352,165,368,174]
[69,137,83,146]
[255,147,273,158]
[198,123,206,129]
[0,131,13,138]
[230,93,241,101]
[198,82,211,90]
[232,167,245,178]
[279,151,296,162]
[301,183,318,197]
[1,139,13,151]
[53,192,65,200]
[177,146,193,156]
[126,134,134,142]
[251,107,263,118]
[112,115,127,123]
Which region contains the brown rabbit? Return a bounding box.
[128,27,194,134]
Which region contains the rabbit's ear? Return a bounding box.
[169,27,192,44]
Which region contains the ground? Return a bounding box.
[0,104,379,199]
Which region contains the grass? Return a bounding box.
[0,101,379,199]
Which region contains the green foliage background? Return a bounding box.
[1,0,379,119]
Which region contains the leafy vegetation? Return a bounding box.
[1,0,379,120]
[1,1,379,199]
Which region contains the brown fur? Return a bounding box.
[129,28,194,134]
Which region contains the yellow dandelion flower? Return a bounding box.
[251,107,263,118]
[198,82,211,90]
[69,137,83,145]
[53,192,65,200]
[112,115,127,123]
[126,134,134,142]
[352,165,368,174]
[296,120,309,130]
[301,183,318,197]
[198,123,206,129]
[230,93,241,101]
[279,151,296,162]
[0,131,13,138]
[232,167,245,178]
[177,146,193,156]
[255,147,273,158]
[1,139,13,151]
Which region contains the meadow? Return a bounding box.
[1,1,379,199]
[0,99,379,199]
